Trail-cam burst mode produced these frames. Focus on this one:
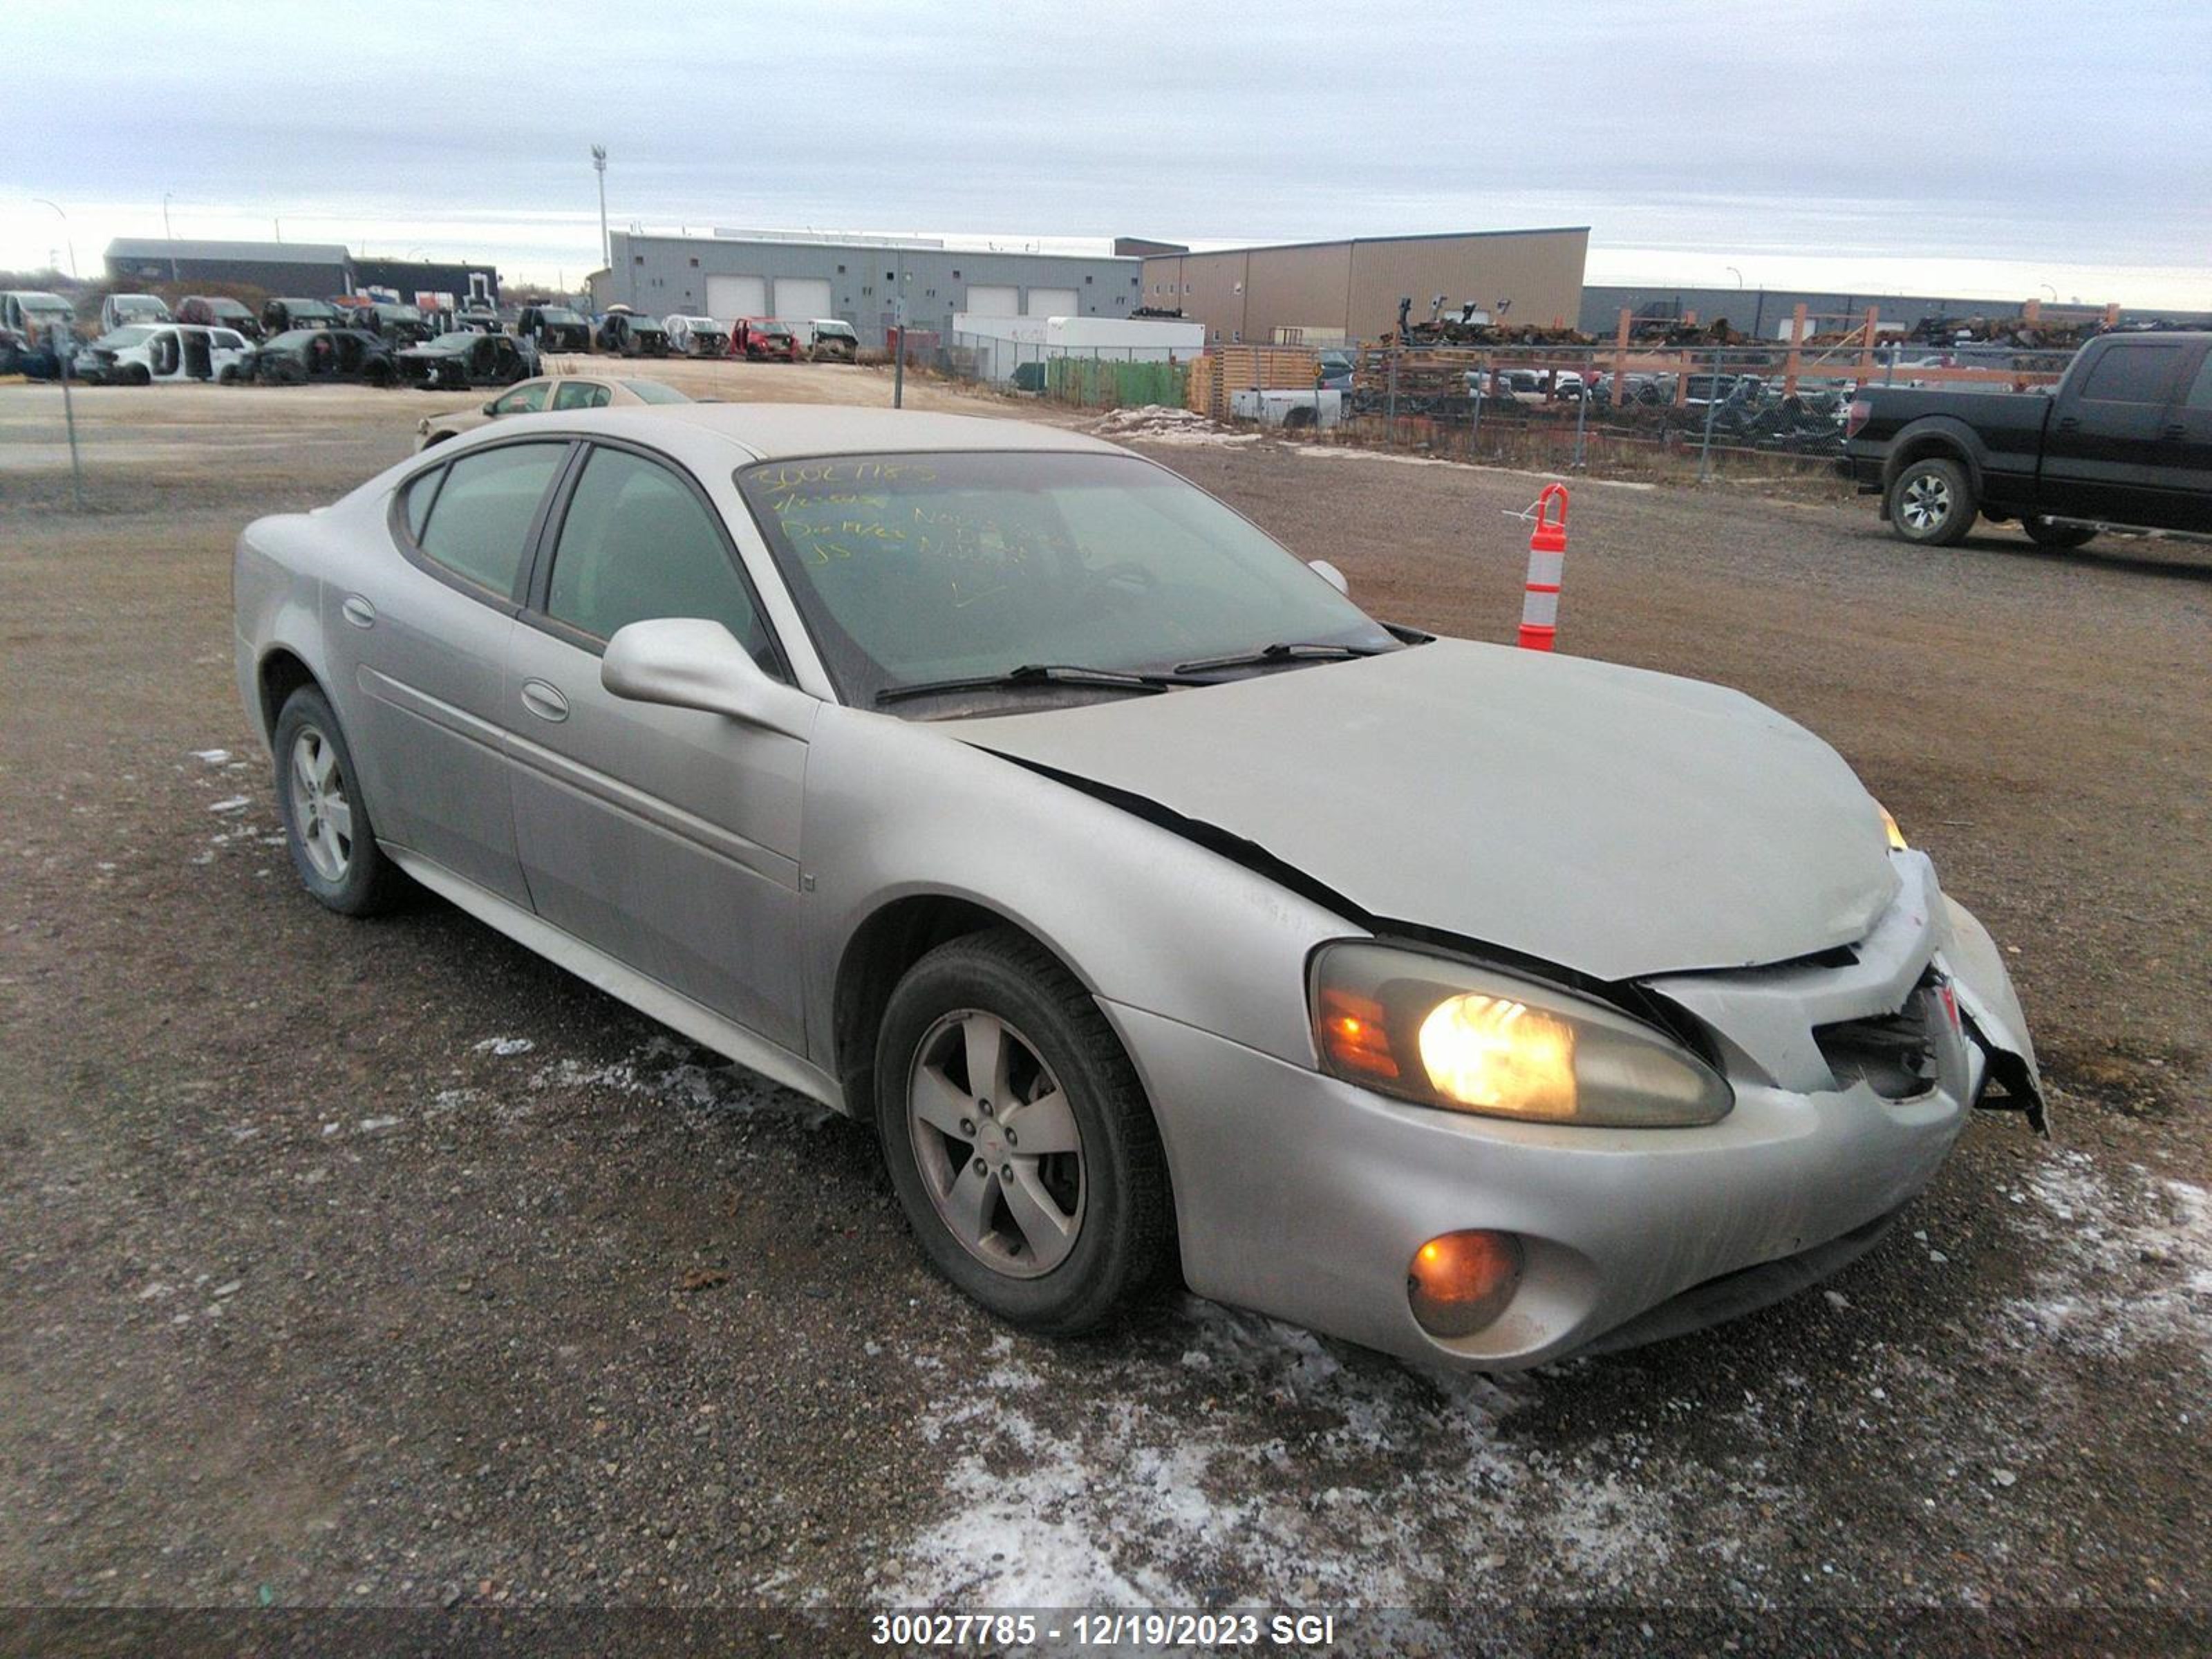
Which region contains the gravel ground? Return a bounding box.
[0,371,2206,1655]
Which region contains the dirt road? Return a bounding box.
[1,367,2205,1651]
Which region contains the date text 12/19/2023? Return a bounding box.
[870,1611,1340,1649]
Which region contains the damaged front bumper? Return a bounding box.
[1107,853,2042,1371]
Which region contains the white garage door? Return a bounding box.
[1025,287,1080,317]
[706,274,767,319]
[965,284,1020,316]
[774,277,832,319]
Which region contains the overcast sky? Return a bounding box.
[7,0,2209,306]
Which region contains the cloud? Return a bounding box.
[5,0,2206,305]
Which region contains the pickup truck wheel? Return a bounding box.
[1886,456,1975,547]
[2023,516,2097,551]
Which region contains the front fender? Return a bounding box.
[801,705,1356,1079]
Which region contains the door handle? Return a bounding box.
[2164,422,2186,440]
[340,594,376,629]
[520,679,570,722]
[2054,416,2079,432]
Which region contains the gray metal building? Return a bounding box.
[104,238,351,295]
[590,231,1143,347]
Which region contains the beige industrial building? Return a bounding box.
[1140,227,1590,346]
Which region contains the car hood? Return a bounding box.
[952,639,1900,982]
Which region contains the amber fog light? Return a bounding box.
[1407,1230,1525,1338]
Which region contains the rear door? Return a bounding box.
[2162,345,2212,533]
[2038,338,2192,522]
[330,439,573,906]
[503,440,812,1049]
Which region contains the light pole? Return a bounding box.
[31,198,75,279]
[1725,265,1743,289]
[162,191,178,283]
[592,145,609,271]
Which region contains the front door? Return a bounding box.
[330,438,573,907]
[504,440,812,1049]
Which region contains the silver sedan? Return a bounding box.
[232,404,2044,1369]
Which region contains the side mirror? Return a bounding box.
[1309,559,1349,596]
[601,618,814,740]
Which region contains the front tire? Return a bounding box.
[1886,456,1975,546]
[875,930,1174,1334]
[272,686,406,916]
[2023,515,2097,550]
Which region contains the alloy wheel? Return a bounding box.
[906,1009,1086,1278]
[1900,472,1951,532]
[288,726,355,883]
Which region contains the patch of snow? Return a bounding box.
[881,1297,1702,1611]
[472,1036,536,1058]
[525,1035,824,1123]
[1091,405,1262,447]
[2005,1149,2212,1363]
[208,796,250,814]
[191,749,232,764]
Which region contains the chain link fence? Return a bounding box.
[943,332,1190,410]
[1338,338,2069,480]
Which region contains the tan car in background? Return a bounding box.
[413,374,691,450]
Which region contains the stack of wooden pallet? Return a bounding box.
[1351,346,1491,418]
[1185,346,1319,419]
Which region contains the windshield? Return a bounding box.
[23,294,73,318]
[543,308,584,324]
[761,323,792,337]
[96,326,158,347]
[379,305,423,322]
[817,322,857,339]
[619,378,689,404]
[736,450,1396,710]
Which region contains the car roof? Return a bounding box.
[541,403,1121,462]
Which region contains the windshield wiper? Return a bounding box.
[1172,641,1391,675]
[875,663,1201,706]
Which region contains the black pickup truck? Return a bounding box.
[1841,330,2212,548]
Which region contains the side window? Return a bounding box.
[2078,344,2184,405]
[544,447,775,668]
[402,467,442,542]
[2188,353,2212,411]
[491,382,549,415]
[552,380,612,410]
[413,442,567,597]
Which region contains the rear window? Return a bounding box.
[412,442,568,597]
[2078,343,2186,404]
[619,378,688,404]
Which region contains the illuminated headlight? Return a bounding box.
[1311,942,1733,1127]
[1877,803,1909,851]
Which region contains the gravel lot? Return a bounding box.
[1,366,2206,1653]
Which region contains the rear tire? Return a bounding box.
[272,686,406,917]
[2023,515,2097,550]
[875,929,1174,1335]
[1886,456,1975,546]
